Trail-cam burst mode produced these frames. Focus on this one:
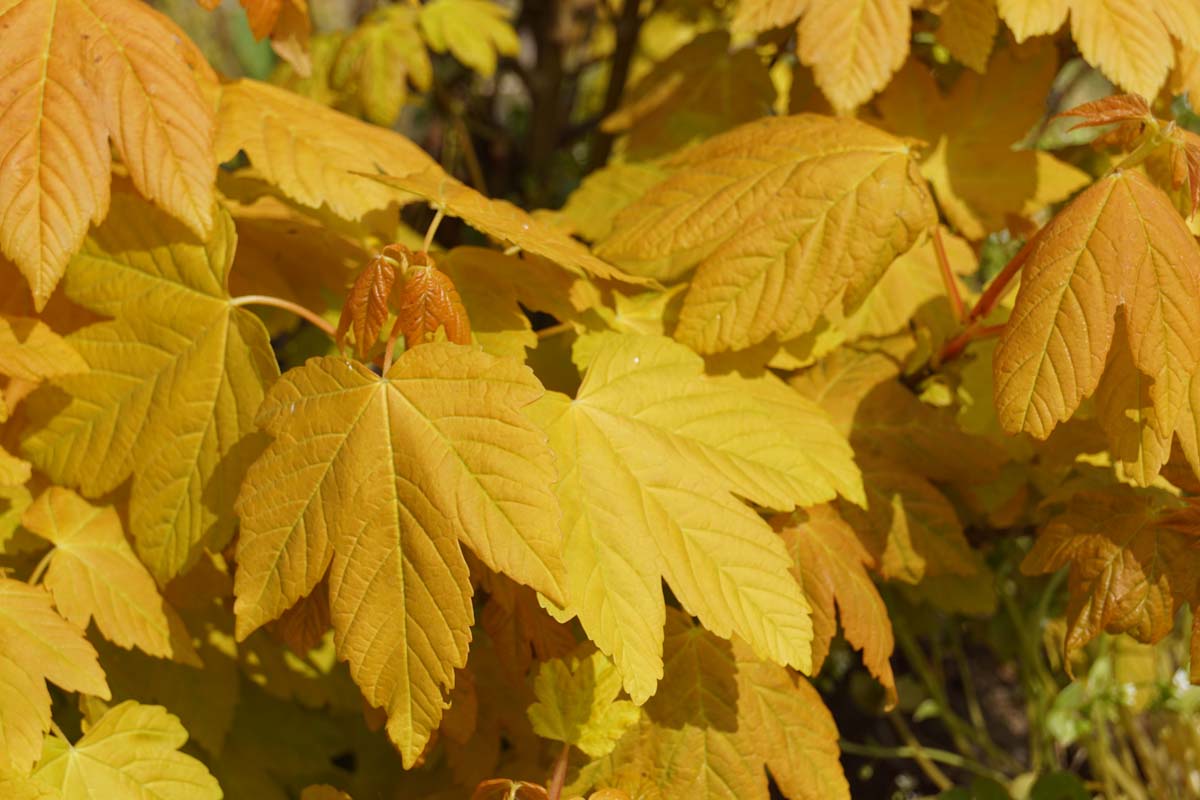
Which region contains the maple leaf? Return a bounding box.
[574,610,849,800]
[21,192,280,583]
[0,0,218,307]
[396,258,473,349]
[1022,487,1200,671]
[601,32,776,160]
[418,0,519,77]
[796,0,911,114]
[993,170,1200,444]
[0,578,109,773]
[557,161,669,243]
[215,79,441,224]
[21,488,185,660]
[233,347,564,764]
[30,701,221,800]
[360,168,655,287]
[0,317,86,383]
[597,115,935,352]
[528,332,861,702]
[438,248,540,360]
[938,0,999,73]
[875,44,1090,240]
[775,505,896,704]
[330,4,431,127]
[527,648,640,758]
[0,773,56,800]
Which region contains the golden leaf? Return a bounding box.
[331,4,431,126]
[938,0,999,72]
[797,0,911,113]
[418,0,519,77]
[0,0,217,307]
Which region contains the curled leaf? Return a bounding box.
[397,259,473,349]
[336,253,399,359]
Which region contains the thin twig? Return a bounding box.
[933,227,965,324]
[547,742,571,800]
[424,207,447,253]
[231,295,337,338]
[887,713,955,791]
[28,548,55,586]
[839,739,1008,786]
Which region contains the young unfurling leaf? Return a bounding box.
[336,253,399,359]
[396,261,473,349]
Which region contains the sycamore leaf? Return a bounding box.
[360,169,652,288]
[331,4,431,127]
[597,115,934,352]
[21,488,180,660]
[528,332,861,702]
[796,0,911,113]
[31,701,220,800]
[0,773,58,800]
[233,347,563,764]
[396,261,473,348]
[335,253,399,359]
[996,0,1068,40]
[1057,93,1154,131]
[775,506,896,704]
[938,0,999,72]
[994,170,1200,444]
[438,248,538,360]
[418,0,519,77]
[528,649,640,758]
[601,32,776,161]
[557,161,669,243]
[21,192,279,583]
[875,44,1090,240]
[731,0,808,35]
[0,0,217,307]
[1022,487,1200,671]
[575,611,849,800]
[1095,318,1172,486]
[0,578,109,773]
[480,575,576,683]
[0,317,86,382]
[215,79,441,223]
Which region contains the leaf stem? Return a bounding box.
[887,712,955,790]
[968,233,1037,325]
[839,738,1008,785]
[933,227,965,324]
[547,742,571,800]
[28,547,55,586]
[536,322,574,340]
[424,207,447,253]
[230,295,336,338]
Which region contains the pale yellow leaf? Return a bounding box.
[31,701,220,800]
[0,772,58,800]
[0,652,49,774]
[731,0,808,34]
[528,648,640,757]
[215,78,441,223]
[1068,0,1171,99]
[0,0,217,307]
[997,0,1068,40]
[418,0,519,77]
[22,488,178,659]
[797,0,911,113]
[21,193,279,583]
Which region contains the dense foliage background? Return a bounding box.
[6,1,1200,799]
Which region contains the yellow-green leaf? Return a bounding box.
[418,0,519,77]
[31,701,220,800]
[0,0,217,307]
[234,347,563,765]
[21,192,279,583]
[528,333,861,702]
[331,5,431,126]
[994,170,1200,444]
[597,115,934,352]
[21,488,180,660]
[215,78,441,223]
[528,648,640,757]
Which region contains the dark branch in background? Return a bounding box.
[587,0,643,171]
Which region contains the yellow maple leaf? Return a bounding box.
[438,248,537,360]
[731,0,809,35]
[360,168,655,287]
[994,170,1200,444]
[528,332,862,702]
[996,0,1068,40]
[557,161,669,243]
[21,488,184,661]
[938,0,999,72]
[775,505,897,705]
[233,347,564,764]
[418,0,519,77]
[597,115,934,352]
[0,577,109,773]
[31,701,220,799]
[601,32,776,160]
[528,648,640,758]
[1022,486,1200,673]
[215,79,441,224]
[21,192,280,583]
[0,316,86,383]
[331,4,431,127]
[797,0,912,113]
[875,44,1090,240]
[0,773,56,800]
[0,0,218,308]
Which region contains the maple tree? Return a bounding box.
[10,0,1200,798]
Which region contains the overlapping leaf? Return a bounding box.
[994,170,1200,446]
[30,701,220,800]
[233,346,564,764]
[0,0,218,307]
[331,4,431,126]
[527,648,640,757]
[418,0,519,77]
[21,192,280,583]
[0,578,109,773]
[528,332,861,702]
[597,115,935,352]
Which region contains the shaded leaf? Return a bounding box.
[528,648,640,757]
